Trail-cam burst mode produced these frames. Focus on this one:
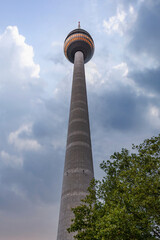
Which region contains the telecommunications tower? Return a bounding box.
[57,23,95,240]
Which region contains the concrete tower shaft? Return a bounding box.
[57,27,94,240]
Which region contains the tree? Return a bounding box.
[68,134,160,239]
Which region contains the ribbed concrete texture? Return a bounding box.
[57,51,94,240]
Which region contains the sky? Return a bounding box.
[0,0,160,239]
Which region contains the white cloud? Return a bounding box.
[86,61,102,86]
[85,60,131,92]
[51,41,63,48]
[103,5,136,36]
[0,151,23,168]
[84,59,147,99]
[148,105,160,129]
[89,61,132,89]
[127,51,160,72]
[0,26,40,86]
[107,62,135,90]
[111,62,154,97]
[8,124,41,151]
[113,62,128,77]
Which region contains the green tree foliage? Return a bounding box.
[68,134,160,239]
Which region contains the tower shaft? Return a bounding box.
[57,51,94,240]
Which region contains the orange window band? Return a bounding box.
[65,33,94,48]
[64,35,94,57]
[65,33,94,46]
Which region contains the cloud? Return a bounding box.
[0,26,40,85]
[0,151,23,168]
[99,0,160,139]
[103,5,136,36]
[86,61,102,86]
[89,84,148,133]
[148,105,160,129]
[130,68,160,95]
[0,26,65,217]
[129,1,160,60]
[8,124,41,151]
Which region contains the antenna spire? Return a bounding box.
[78,21,81,29]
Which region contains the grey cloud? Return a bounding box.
[0,94,68,207]
[129,1,160,59]
[0,26,69,219]
[89,84,148,132]
[0,90,68,211]
[48,54,65,65]
[32,96,69,150]
[1,146,63,207]
[130,67,160,94]
[23,149,63,203]
[0,183,29,213]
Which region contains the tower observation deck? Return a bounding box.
[57,24,94,240]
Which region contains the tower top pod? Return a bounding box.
[64,24,94,64]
